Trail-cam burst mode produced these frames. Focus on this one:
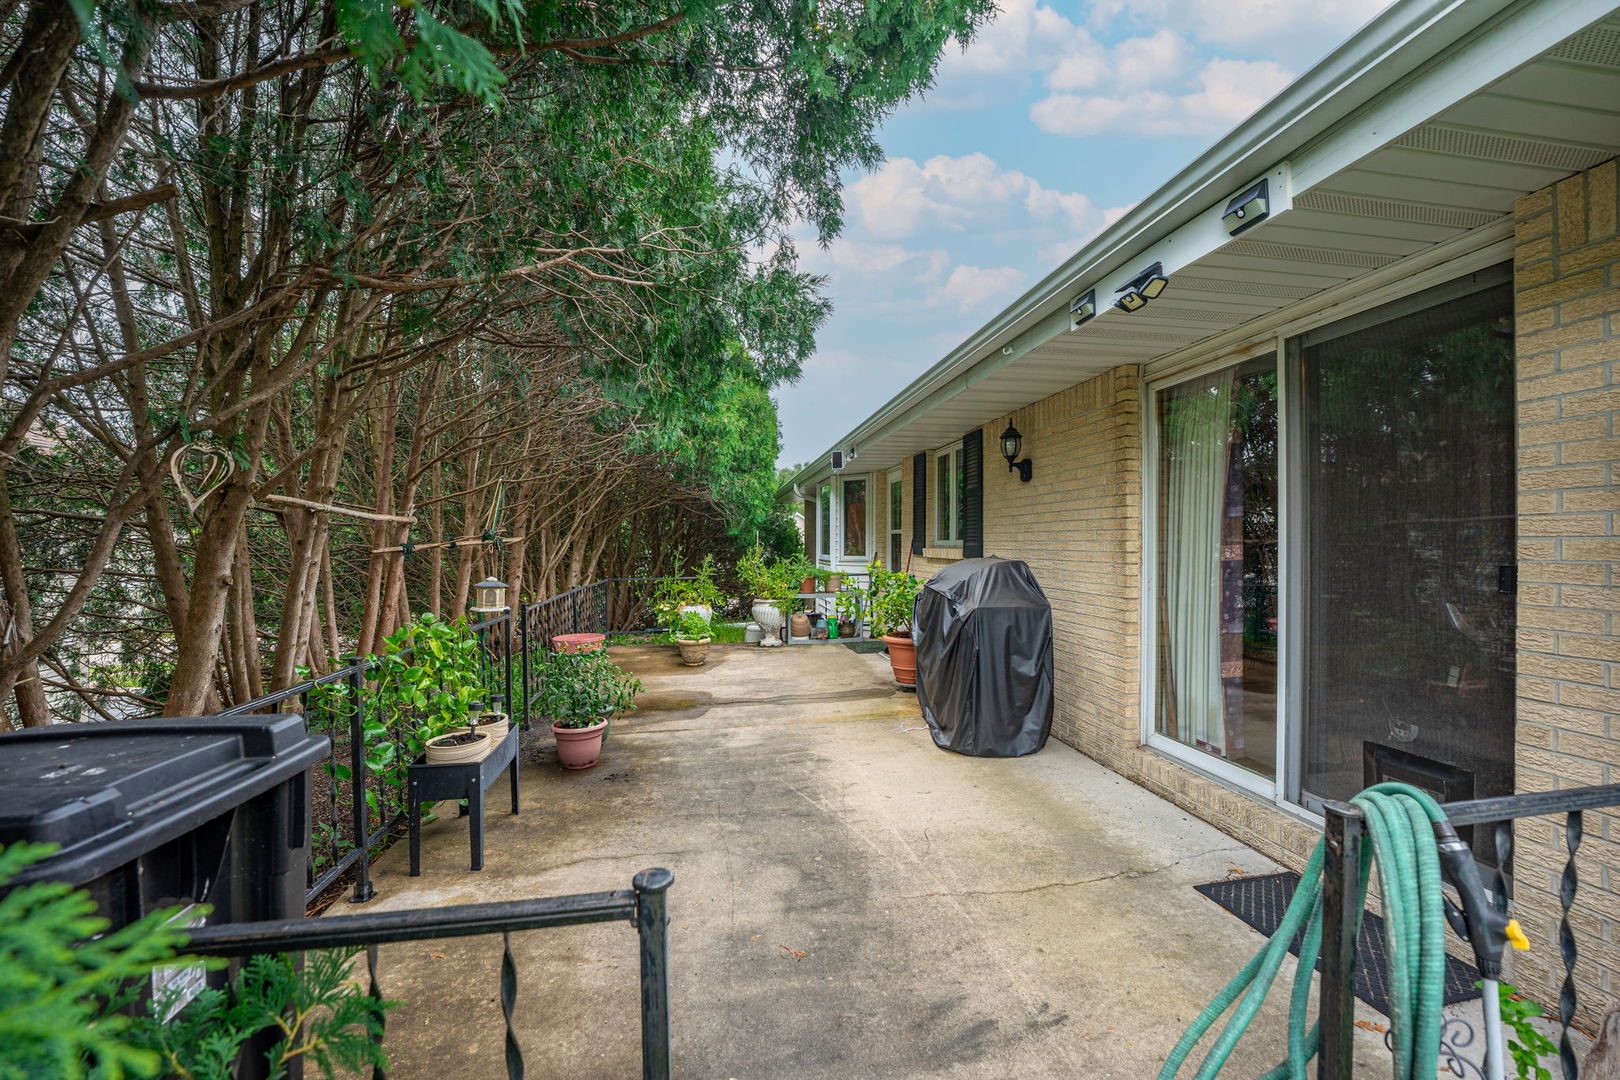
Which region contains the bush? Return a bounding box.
[861,560,922,637]
[671,609,712,641]
[536,648,643,728]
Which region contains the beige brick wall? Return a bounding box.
[1510,159,1620,1023]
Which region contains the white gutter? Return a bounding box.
[781,0,1575,494]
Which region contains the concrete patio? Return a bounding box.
[357,642,1390,1079]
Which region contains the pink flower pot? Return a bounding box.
[552,718,608,769]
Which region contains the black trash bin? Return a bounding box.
[0,713,328,948]
[913,557,1054,757]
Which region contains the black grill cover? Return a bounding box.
[913,557,1053,757]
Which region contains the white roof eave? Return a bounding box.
[782,0,1612,495]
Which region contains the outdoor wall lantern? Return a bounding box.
[1000,423,1033,482]
[1068,289,1096,330]
[1114,261,1169,313]
[1222,178,1270,236]
[472,577,509,614]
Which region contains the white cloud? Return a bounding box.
[846,153,1092,242]
[1032,54,1294,137]
[1086,0,1393,64]
[938,265,1027,310]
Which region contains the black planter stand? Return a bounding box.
[407,726,520,876]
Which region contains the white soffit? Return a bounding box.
[787,3,1620,488]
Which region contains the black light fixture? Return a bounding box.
[1000,423,1032,482]
[1068,289,1097,330]
[1114,261,1169,313]
[1222,178,1270,236]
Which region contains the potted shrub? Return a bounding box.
[864,560,923,687]
[652,554,725,625]
[536,647,643,769]
[835,586,865,639]
[672,609,713,666]
[739,543,796,646]
[371,613,494,762]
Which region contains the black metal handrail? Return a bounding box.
[1319,782,1620,1080]
[185,868,674,1080]
[210,577,679,907]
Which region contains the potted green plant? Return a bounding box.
[863,560,923,686]
[651,554,725,625]
[371,613,494,763]
[835,584,865,639]
[536,647,643,769]
[672,609,713,666]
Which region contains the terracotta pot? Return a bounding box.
[552,718,609,769]
[552,632,606,654]
[789,611,811,638]
[425,730,492,765]
[801,576,816,594]
[826,575,842,592]
[882,633,917,687]
[677,637,710,666]
[839,618,858,638]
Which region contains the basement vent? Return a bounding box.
[1547,25,1620,69]
[1169,274,1319,300]
[1224,240,1394,269]
[1396,125,1614,173]
[1292,191,1501,230]
[1132,305,1251,325]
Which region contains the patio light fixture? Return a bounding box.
[1114,262,1169,313]
[1068,289,1097,330]
[1222,178,1270,236]
[1000,423,1033,483]
[472,577,509,614]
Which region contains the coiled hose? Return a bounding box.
[1158,782,1451,1080]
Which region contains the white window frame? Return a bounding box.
[817,481,833,566]
[839,474,874,562]
[887,467,904,568]
[1140,349,1285,804]
[934,443,964,545]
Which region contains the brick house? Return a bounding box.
[786,0,1620,1018]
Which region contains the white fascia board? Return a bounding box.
[779,0,1593,498]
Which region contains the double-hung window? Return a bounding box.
[935,444,964,544]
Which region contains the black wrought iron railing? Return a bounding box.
[1319,782,1620,1080]
[214,577,679,907]
[184,868,674,1080]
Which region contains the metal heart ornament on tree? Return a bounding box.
[167,437,237,515]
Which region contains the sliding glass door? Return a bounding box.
[1147,269,1515,812]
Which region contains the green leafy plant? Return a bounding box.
[1497,981,1557,1080]
[0,842,200,1080]
[651,555,726,624]
[128,949,396,1080]
[536,648,643,728]
[372,613,488,744]
[671,609,713,642]
[834,584,866,626]
[862,559,922,637]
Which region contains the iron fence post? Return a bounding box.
[347,659,375,904]
[1319,800,1362,1080]
[571,590,582,636]
[518,603,530,731]
[502,609,514,723]
[634,868,674,1080]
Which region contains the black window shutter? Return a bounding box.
[911,452,927,555]
[962,428,984,558]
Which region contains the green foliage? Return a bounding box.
[650,557,725,624]
[128,950,395,1080]
[834,585,865,625]
[670,609,713,642]
[1497,982,1557,1080]
[536,648,642,728]
[859,559,922,637]
[0,843,197,1080]
[372,614,487,742]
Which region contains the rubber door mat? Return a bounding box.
[1194,871,1481,1015]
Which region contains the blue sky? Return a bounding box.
[775,0,1396,468]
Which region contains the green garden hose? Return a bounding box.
[1158,782,1453,1080]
